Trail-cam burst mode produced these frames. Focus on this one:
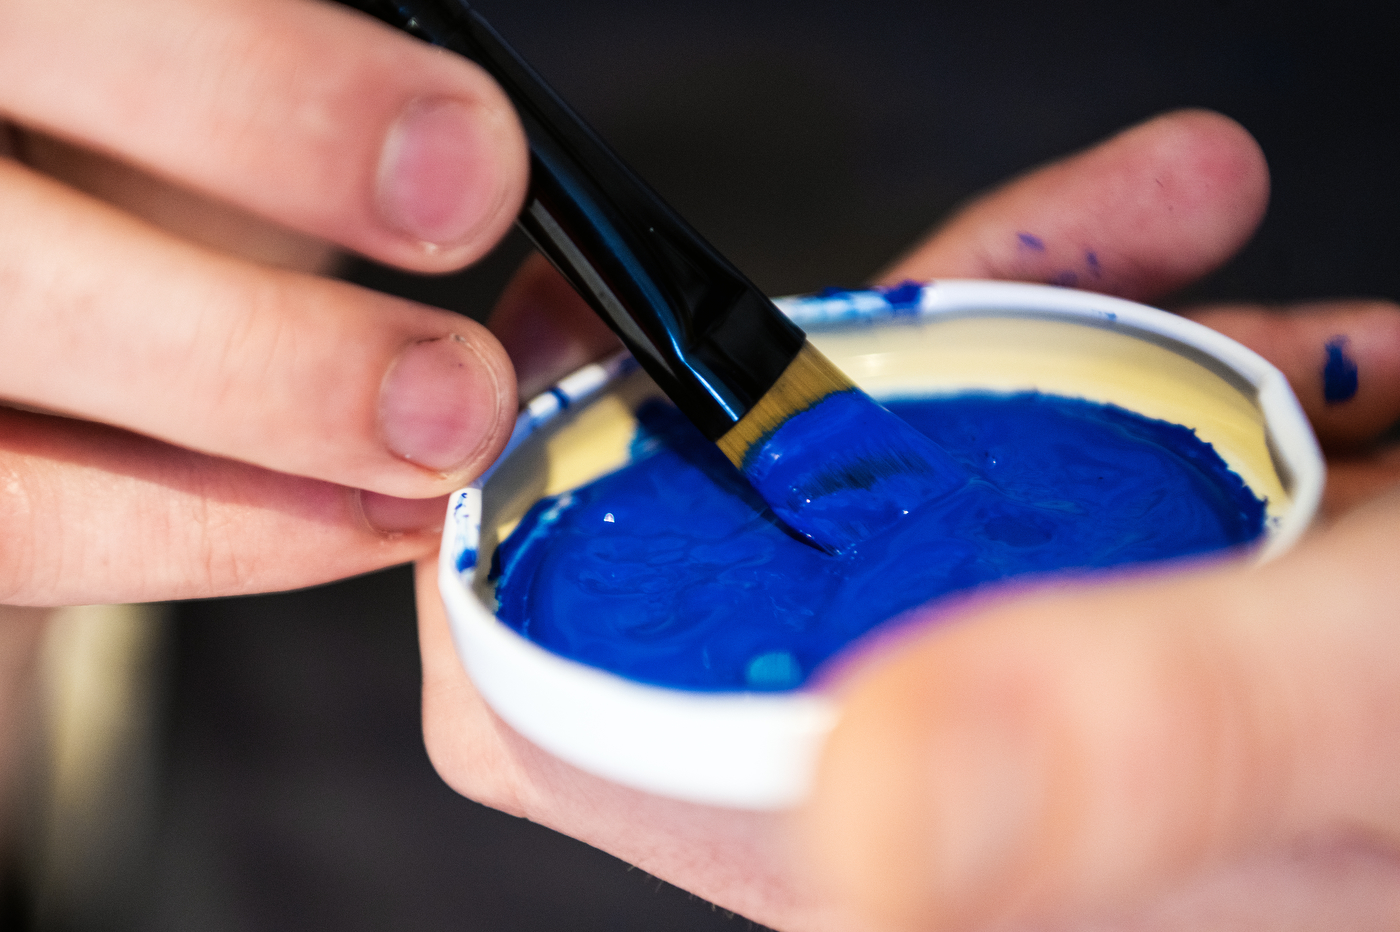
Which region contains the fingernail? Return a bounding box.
[358,490,449,535]
[380,335,502,473]
[377,97,506,247]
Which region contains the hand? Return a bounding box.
[0,0,529,605]
[416,109,1400,930]
[803,118,1400,928]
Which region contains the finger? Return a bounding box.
[0,407,446,606]
[803,490,1400,930]
[1182,299,1400,451]
[16,129,340,273]
[879,110,1269,302]
[1322,448,1400,520]
[487,253,622,400]
[0,0,528,273]
[0,159,515,499]
[0,122,18,160]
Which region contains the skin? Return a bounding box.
[0,0,529,604]
[2,5,1397,928]
[0,0,528,867]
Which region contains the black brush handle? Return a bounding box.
[346,0,805,440]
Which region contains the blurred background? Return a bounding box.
[4,0,1398,929]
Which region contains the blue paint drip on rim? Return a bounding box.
[876,280,924,312]
[1323,337,1359,404]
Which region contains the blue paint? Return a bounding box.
[1323,337,1359,404]
[740,390,967,552]
[1052,270,1079,287]
[491,393,1266,692]
[457,549,478,572]
[876,280,924,312]
[1018,232,1046,251]
[549,386,572,410]
[1085,250,1102,277]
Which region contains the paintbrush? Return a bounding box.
[349,0,965,552]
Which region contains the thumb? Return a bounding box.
[801,491,1400,930]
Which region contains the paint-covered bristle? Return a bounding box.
[722,343,968,553]
[716,344,854,469]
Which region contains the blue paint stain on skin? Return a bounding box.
[1018,232,1046,251]
[491,394,1267,692]
[1052,271,1079,287]
[1323,337,1359,404]
[1086,250,1102,277]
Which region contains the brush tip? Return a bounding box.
[716,343,854,470]
[720,346,968,553]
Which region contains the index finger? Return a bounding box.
[0,0,528,272]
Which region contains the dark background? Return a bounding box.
[19,1,1400,929]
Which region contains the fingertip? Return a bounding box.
[4,0,532,278]
[1116,109,1270,266]
[377,324,517,485]
[288,4,530,273]
[1185,299,1400,450]
[326,10,532,272]
[372,85,529,272]
[1131,110,1268,194]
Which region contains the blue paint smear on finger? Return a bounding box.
[491,394,1266,693]
[1324,337,1359,404]
[1017,232,1046,251]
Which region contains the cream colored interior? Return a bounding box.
[476,313,1287,602]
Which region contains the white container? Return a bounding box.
[437,280,1324,810]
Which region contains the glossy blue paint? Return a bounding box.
[491,394,1266,692]
[740,390,967,553]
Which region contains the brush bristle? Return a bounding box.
[716,343,854,469]
[721,343,968,553]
